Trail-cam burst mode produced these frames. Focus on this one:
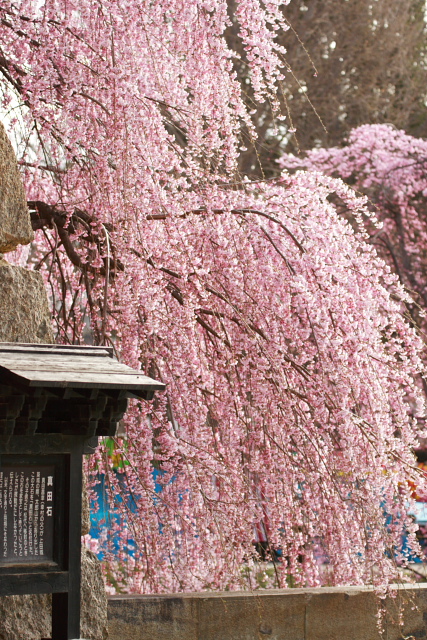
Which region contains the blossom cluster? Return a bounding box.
[1,3,426,591]
[279,124,427,325]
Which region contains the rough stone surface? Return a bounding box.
[0,260,54,343]
[0,270,108,638]
[0,549,108,640]
[0,122,33,253]
[0,595,51,640]
[0,258,53,640]
[81,547,109,640]
[108,584,427,640]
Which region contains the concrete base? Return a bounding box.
[108,584,427,640]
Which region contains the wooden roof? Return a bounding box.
[0,343,165,396]
[0,343,165,438]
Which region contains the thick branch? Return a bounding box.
[28,200,123,276]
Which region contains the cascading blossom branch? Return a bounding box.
[0,1,426,592]
[88,171,427,592]
[279,124,427,325]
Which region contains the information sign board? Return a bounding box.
[0,466,55,564]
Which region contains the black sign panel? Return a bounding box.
[0,466,55,564]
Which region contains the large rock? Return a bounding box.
[0,548,108,640]
[0,595,51,640]
[0,261,108,638]
[81,547,109,640]
[0,123,33,253]
[0,260,53,343]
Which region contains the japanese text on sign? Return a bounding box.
[0,466,54,564]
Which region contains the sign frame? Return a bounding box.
[0,436,85,640]
[0,343,165,640]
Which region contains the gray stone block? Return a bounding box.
[0,548,108,640]
[107,585,427,640]
[0,260,53,343]
[0,594,51,640]
[109,594,199,640]
[81,547,109,640]
[0,122,33,253]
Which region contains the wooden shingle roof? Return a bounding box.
[0,343,165,437]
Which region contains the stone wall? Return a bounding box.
[108,584,427,640]
[0,121,108,640]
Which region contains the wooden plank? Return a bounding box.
[0,368,164,386]
[66,450,83,638]
[52,592,70,640]
[1,364,139,376]
[0,349,112,359]
[0,355,116,368]
[0,354,107,365]
[0,343,165,402]
[0,360,139,374]
[0,343,113,357]
[5,371,158,385]
[50,448,83,639]
[0,434,98,454]
[0,571,68,595]
[1,368,164,388]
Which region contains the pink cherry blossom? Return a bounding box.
[1,3,426,592]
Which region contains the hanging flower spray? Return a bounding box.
[1,2,426,591]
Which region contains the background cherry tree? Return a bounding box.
[279,125,427,344]
[1,1,426,592]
